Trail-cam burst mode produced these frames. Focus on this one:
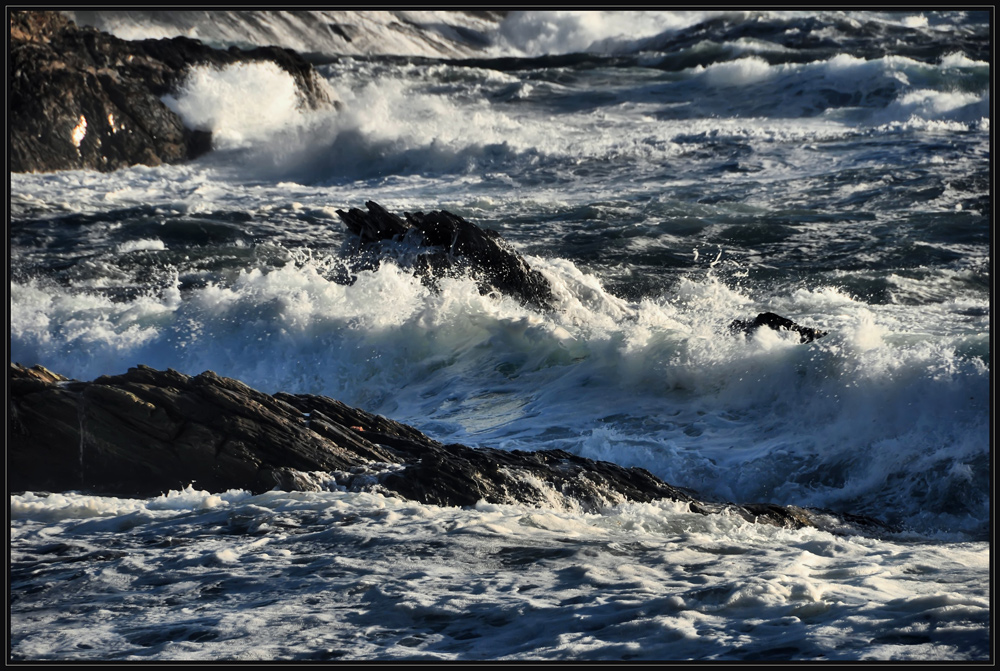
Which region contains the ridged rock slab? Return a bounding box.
[10,363,895,535]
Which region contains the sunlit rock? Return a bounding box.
[10,362,896,535]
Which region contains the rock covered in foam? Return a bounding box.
[9,10,332,173]
[10,363,896,535]
[337,201,554,309]
[729,311,828,343]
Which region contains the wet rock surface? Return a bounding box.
[337,201,554,309]
[729,311,829,343]
[10,363,896,535]
[10,10,331,173]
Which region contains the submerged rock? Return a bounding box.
[337,201,554,309]
[10,363,895,535]
[729,311,828,343]
[9,10,332,173]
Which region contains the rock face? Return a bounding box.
[10,363,895,535]
[337,201,554,309]
[9,10,332,173]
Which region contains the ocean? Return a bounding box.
[9,10,991,661]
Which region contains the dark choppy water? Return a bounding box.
[10,10,990,661]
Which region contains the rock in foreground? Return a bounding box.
[9,363,894,535]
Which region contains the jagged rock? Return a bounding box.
[729,311,828,343]
[9,10,332,173]
[337,201,410,242]
[336,201,554,309]
[10,363,897,535]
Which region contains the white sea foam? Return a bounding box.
[67,10,505,58]
[698,56,777,87]
[10,247,988,535]
[163,62,314,149]
[117,238,166,253]
[11,22,988,535]
[137,43,987,191]
[10,488,990,660]
[901,14,929,29]
[876,89,988,124]
[10,11,990,661]
[492,11,723,56]
[157,61,853,187]
[10,486,253,521]
[940,51,989,68]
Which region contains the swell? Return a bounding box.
[10,247,989,537]
[143,50,987,190]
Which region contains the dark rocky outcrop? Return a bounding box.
[10,363,895,535]
[729,311,828,343]
[337,201,554,309]
[10,10,332,173]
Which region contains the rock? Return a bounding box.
[9,362,897,535]
[337,201,554,309]
[729,311,828,343]
[9,10,332,173]
[337,201,410,242]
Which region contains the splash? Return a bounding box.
[492,11,722,56]
[162,62,312,149]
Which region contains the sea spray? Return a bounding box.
[11,248,987,534]
[9,10,989,661]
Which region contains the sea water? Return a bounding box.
[9,10,990,660]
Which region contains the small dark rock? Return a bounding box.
[336,201,554,309]
[729,311,828,343]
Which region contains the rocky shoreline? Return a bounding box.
[10,10,332,173]
[10,363,895,536]
[8,11,874,536]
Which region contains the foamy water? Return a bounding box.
[10,488,990,660]
[10,10,990,661]
[11,236,989,537]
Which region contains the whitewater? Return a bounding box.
[9,10,991,661]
